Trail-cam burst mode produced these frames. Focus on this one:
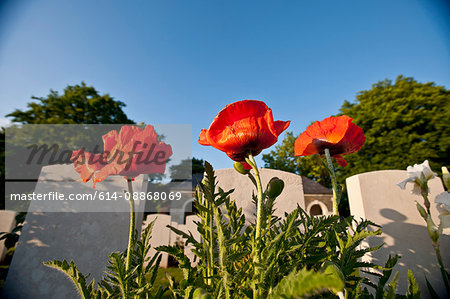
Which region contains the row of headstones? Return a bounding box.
[2,165,449,298]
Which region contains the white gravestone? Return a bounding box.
[3,164,146,299]
[143,214,172,268]
[183,215,201,266]
[143,169,305,268]
[346,170,449,298]
[214,168,305,223]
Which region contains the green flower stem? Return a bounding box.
[421,190,431,215]
[212,204,231,299]
[207,198,214,286]
[125,179,135,277]
[419,190,450,293]
[324,148,339,215]
[247,154,264,299]
[433,243,450,293]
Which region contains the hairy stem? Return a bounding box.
[421,190,431,215]
[212,204,231,299]
[433,243,450,293]
[324,148,339,215]
[208,198,214,286]
[248,154,264,299]
[125,179,135,298]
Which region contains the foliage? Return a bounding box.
[38,160,428,298]
[267,267,344,298]
[158,161,409,298]
[43,218,165,298]
[170,158,205,181]
[338,75,449,178]
[263,75,450,183]
[263,132,332,188]
[6,82,134,124]
[0,212,27,289]
[0,212,26,250]
[2,82,135,208]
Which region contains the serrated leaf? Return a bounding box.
[268,267,344,298]
[406,270,421,299]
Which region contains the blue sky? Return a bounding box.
[1,0,449,170]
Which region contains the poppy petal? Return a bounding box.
[71,149,105,183]
[103,130,119,153]
[315,116,352,144]
[334,155,348,167]
[294,131,317,156]
[198,129,210,146]
[73,124,172,188]
[241,162,252,170]
[93,160,127,186]
[274,120,291,136]
[294,115,365,167]
[198,100,288,162]
[339,123,365,154]
[119,125,144,145]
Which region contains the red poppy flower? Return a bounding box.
[71,125,172,187]
[294,115,365,167]
[198,100,290,164]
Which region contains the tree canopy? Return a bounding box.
[169,158,205,181]
[6,82,134,124]
[263,75,450,185]
[3,83,135,209]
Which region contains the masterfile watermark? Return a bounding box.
[27,141,169,172]
[5,124,193,212]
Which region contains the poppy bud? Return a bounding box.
[426,215,439,244]
[193,288,211,299]
[442,167,450,190]
[415,201,427,220]
[234,162,250,175]
[266,177,284,199]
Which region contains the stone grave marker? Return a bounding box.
[214,168,305,223]
[143,214,171,268]
[3,164,147,299]
[346,170,449,298]
[184,215,201,266]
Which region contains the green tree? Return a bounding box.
[3,83,135,209]
[6,82,134,124]
[263,75,450,183]
[262,132,332,188]
[169,157,205,181]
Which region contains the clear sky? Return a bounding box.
[1,0,449,170]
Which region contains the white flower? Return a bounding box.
[435,191,450,229]
[442,166,450,190]
[397,160,437,194]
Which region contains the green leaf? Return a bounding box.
[383,272,398,299]
[43,259,96,299]
[406,270,421,299]
[268,267,344,298]
[425,277,439,298]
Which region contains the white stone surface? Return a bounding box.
[214,168,305,223]
[143,214,171,268]
[184,215,201,266]
[346,170,449,298]
[3,164,146,299]
[0,210,17,263]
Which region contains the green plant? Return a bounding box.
[44,218,165,298]
[158,161,409,298]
